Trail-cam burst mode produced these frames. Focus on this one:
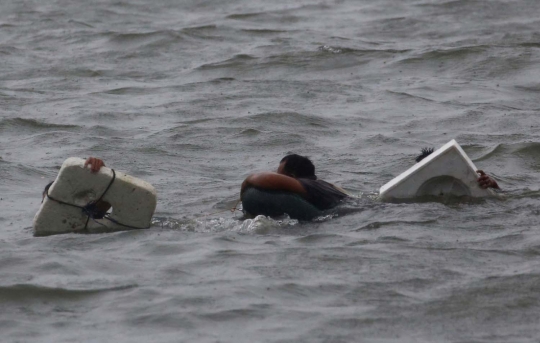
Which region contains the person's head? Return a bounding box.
[415,147,435,163]
[277,154,317,180]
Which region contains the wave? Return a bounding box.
[515,84,540,92]
[197,46,408,74]
[244,111,332,126]
[0,283,136,302]
[240,28,288,35]
[0,118,78,133]
[319,45,409,55]
[100,87,155,95]
[473,142,540,161]
[180,25,229,40]
[398,46,487,65]
[415,0,487,9]
[197,54,257,70]
[226,11,301,24]
[107,29,179,42]
[355,219,439,231]
[385,90,438,103]
[67,19,94,28]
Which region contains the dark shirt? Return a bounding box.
[297,178,348,211]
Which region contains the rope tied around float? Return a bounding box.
[45,169,150,232]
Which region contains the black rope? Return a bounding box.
[46,169,150,232]
[95,169,115,205]
[80,169,116,220]
[102,214,149,231]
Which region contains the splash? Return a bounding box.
[151,214,299,234]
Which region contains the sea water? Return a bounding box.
[1,0,540,342]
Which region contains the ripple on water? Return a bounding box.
[2,0,540,341]
[0,118,79,134]
[0,283,136,302]
[151,215,299,234]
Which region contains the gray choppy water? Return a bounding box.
[1,0,540,342]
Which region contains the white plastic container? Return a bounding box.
[33,157,157,236]
[379,140,495,200]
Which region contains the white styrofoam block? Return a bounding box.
[33,157,157,236]
[379,139,495,200]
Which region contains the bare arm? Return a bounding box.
[241,172,307,198]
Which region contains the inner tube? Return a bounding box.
[241,187,323,221]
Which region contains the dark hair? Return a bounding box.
[415,147,435,163]
[280,154,317,180]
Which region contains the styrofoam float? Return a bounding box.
[33,157,157,236]
[379,139,495,200]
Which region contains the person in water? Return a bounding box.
[241,153,500,214]
[241,154,349,211]
[416,148,499,190]
[42,157,111,218]
[43,154,499,218]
